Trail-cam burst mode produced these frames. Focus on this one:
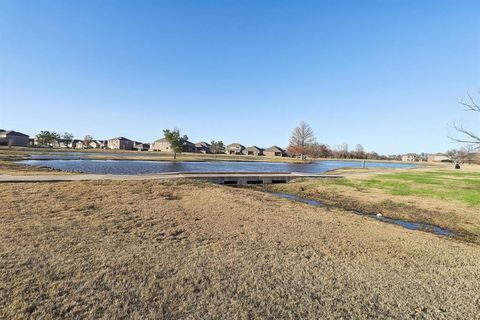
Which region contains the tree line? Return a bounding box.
[35,131,93,148]
[287,121,390,160]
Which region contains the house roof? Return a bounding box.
[153,138,193,147]
[109,137,132,141]
[245,146,263,152]
[227,143,245,148]
[195,141,211,148]
[265,146,284,153]
[1,130,29,137]
[135,143,150,147]
[404,153,419,156]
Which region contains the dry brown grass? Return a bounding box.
[1,180,480,318]
[267,165,480,242]
[0,160,68,175]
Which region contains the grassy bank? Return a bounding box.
[341,170,480,205]
[1,180,479,318]
[0,160,66,175]
[264,165,480,242]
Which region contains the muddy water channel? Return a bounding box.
[271,193,453,237]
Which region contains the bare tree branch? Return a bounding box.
[449,123,480,144]
[451,92,480,146]
[459,92,480,112]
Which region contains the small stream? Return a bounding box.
[271,193,453,237]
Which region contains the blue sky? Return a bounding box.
[0,0,479,154]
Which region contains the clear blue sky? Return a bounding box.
[1,0,479,154]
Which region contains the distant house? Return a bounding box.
[0,130,30,147]
[70,139,82,149]
[401,153,420,162]
[88,140,100,149]
[184,141,195,153]
[427,153,450,162]
[468,148,480,164]
[472,152,480,164]
[89,140,107,149]
[151,138,171,152]
[195,141,211,154]
[244,146,264,156]
[107,137,134,150]
[151,138,195,152]
[135,142,150,151]
[264,146,285,157]
[226,143,245,155]
[74,140,86,149]
[52,139,70,148]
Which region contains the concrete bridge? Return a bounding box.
[0,172,342,185]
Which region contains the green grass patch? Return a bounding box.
[325,171,480,206]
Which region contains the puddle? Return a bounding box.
[372,215,452,236]
[272,193,327,207]
[271,193,454,237]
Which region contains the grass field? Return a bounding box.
[351,171,480,206]
[1,179,480,318]
[340,170,480,205]
[264,165,480,242]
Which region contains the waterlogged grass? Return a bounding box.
[345,171,480,206]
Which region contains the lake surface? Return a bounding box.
[19,159,415,175]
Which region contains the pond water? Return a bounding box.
[18,159,415,175]
[271,193,453,237]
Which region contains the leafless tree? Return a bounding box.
[306,142,331,158]
[332,143,349,159]
[83,135,93,149]
[288,121,316,160]
[451,92,480,146]
[446,147,471,169]
[354,144,365,159]
[289,121,316,147]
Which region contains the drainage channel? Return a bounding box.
[271,193,454,237]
